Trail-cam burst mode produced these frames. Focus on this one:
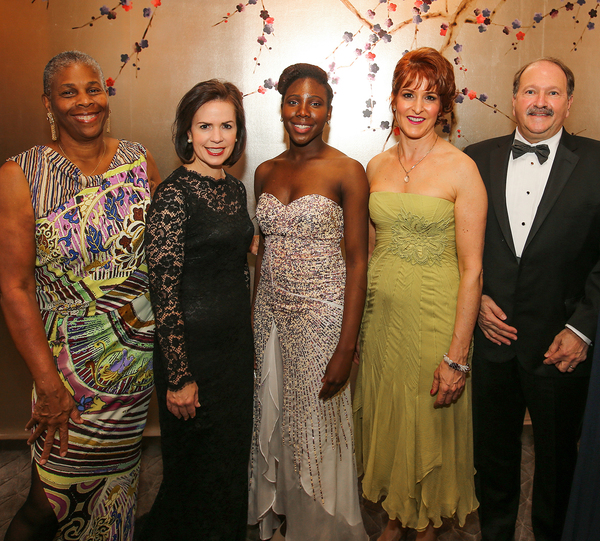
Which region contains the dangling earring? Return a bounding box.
[106,110,111,134]
[47,112,58,141]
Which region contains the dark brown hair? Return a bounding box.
[277,63,333,108]
[391,47,456,116]
[512,57,574,98]
[173,79,246,166]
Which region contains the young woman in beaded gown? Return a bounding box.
[141,80,254,541]
[248,63,369,541]
[354,48,487,541]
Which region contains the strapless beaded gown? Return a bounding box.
[248,193,367,541]
[354,192,478,531]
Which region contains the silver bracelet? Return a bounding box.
[443,353,471,373]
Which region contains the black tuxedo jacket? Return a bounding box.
[465,131,600,377]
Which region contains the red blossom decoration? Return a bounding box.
[366,52,376,60]
[393,126,400,136]
[516,31,525,40]
[550,9,559,18]
[258,86,266,94]
[151,0,161,6]
[389,3,397,12]
[122,3,133,12]
[476,14,485,24]
[266,17,274,24]
[468,90,477,100]
[106,78,115,87]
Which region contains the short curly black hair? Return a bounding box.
[172,79,246,167]
[277,63,333,108]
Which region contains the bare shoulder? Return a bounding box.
[366,146,396,183]
[0,160,34,221]
[254,157,280,195]
[255,157,277,181]
[0,160,28,193]
[436,139,483,186]
[331,152,365,176]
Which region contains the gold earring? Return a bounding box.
[106,110,111,134]
[47,112,58,141]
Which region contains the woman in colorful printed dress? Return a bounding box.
[0,51,160,541]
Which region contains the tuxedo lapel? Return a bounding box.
[490,136,516,257]
[523,132,579,253]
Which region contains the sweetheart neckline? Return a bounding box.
[259,192,342,210]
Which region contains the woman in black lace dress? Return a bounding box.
[140,80,254,541]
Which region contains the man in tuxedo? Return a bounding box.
[464,58,600,541]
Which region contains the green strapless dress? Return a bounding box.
[354,192,478,530]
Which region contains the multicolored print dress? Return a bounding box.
[11,141,155,541]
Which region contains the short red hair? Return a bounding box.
[391,47,456,116]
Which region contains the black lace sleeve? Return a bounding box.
[146,179,195,391]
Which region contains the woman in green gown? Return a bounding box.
[354,48,487,541]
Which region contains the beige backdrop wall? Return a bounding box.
[1,0,599,437]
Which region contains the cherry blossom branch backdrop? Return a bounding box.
[0,0,599,436]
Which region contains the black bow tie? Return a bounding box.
[511,140,550,164]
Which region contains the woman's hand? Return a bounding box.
[319,349,352,400]
[167,381,200,420]
[430,361,466,407]
[26,380,83,465]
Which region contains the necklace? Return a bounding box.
[58,140,106,176]
[397,135,438,183]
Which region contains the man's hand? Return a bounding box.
[478,294,518,345]
[544,328,588,373]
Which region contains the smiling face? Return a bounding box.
[186,100,237,178]
[392,78,441,140]
[281,77,331,147]
[43,62,108,142]
[512,60,573,144]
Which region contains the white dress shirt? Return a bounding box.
[506,127,590,344]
